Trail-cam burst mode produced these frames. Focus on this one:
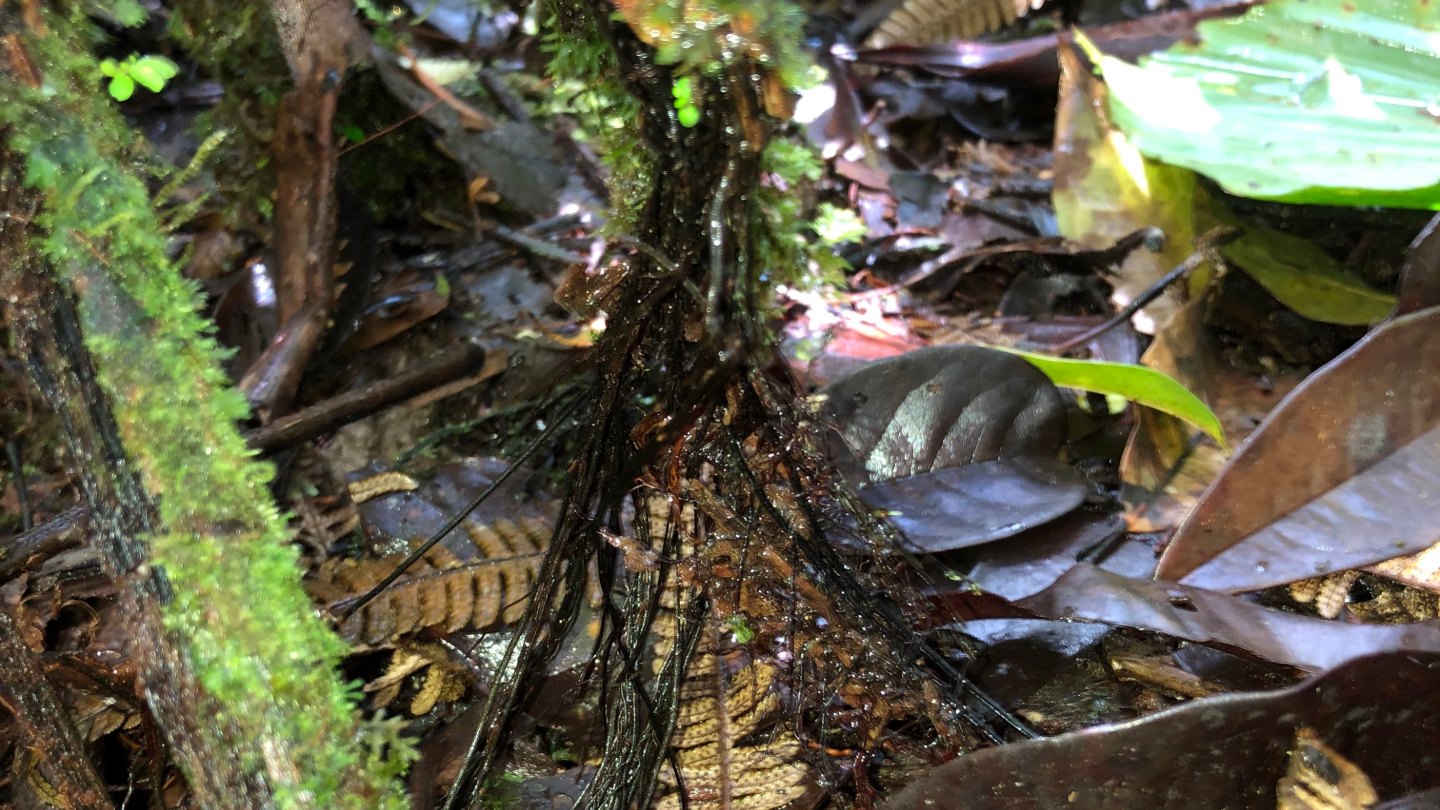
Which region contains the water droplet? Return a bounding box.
[1255,561,1268,573]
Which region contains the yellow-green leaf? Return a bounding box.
[1204,197,1395,326]
[995,346,1227,451]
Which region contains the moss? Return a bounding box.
[0,7,413,810]
[543,6,653,233]
[166,0,290,229]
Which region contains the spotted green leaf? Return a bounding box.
[1091,1,1440,208]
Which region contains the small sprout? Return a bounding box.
[672,75,701,127]
[100,54,179,102]
[724,614,755,643]
[340,124,366,144]
[812,203,867,246]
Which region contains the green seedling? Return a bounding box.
[672,75,701,127]
[99,54,180,101]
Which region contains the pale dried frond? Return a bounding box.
[864,0,1045,49]
[347,471,420,504]
[652,608,811,810]
[1276,727,1377,810]
[310,517,549,646]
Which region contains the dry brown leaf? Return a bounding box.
[865,0,1043,48]
[652,604,810,810]
[311,517,547,646]
[1276,727,1377,810]
[347,471,419,504]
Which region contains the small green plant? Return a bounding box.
[672,76,701,127]
[723,614,755,644]
[99,54,179,101]
[812,203,867,246]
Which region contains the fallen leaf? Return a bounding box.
[856,458,1088,552]
[1018,565,1440,673]
[881,652,1440,810]
[1159,306,1440,586]
[1052,40,1201,333]
[996,346,1226,449]
[1396,213,1440,316]
[819,344,1067,483]
[1207,196,1395,326]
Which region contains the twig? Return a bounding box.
[243,343,492,453]
[337,98,441,157]
[0,607,111,810]
[5,439,31,531]
[1048,226,1240,355]
[488,223,589,265]
[0,505,87,582]
[338,395,584,623]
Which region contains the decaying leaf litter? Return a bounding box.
[4,1,1440,809]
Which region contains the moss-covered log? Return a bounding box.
[0,6,413,810]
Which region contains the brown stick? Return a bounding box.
[0,607,112,810]
[0,505,87,582]
[243,342,492,452]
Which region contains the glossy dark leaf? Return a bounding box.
[1159,306,1440,587]
[882,652,1440,810]
[1397,214,1440,316]
[857,459,1087,553]
[941,512,1150,600]
[1181,423,1440,593]
[853,3,1258,86]
[1019,565,1440,672]
[819,345,1067,483]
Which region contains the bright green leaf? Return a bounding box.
[1203,196,1395,325]
[99,58,119,78]
[108,74,136,102]
[677,104,700,128]
[995,346,1227,450]
[340,124,365,144]
[130,63,168,93]
[812,203,866,246]
[1094,1,1440,208]
[138,55,180,80]
[672,75,693,103]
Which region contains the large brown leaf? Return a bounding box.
[1157,306,1440,584]
[881,652,1440,810]
[1018,565,1440,673]
[819,344,1067,483]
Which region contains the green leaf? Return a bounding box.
[108,74,136,102]
[339,124,365,144]
[677,104,700,128]
[138,55,180,80]
[996,346,1227,450]
[111,0,148,27]
[672,75,693,104]
[812,202,866,246]
[1093,1,1440,208]
[1203,197,1395,326]
[99,58,119,78]
[130,60,170,93]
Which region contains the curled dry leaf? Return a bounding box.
[1277,727,1379,810]
[1161,306,1440,591]
[881,652,1440,810]
[864,0,1042,48]
[856,458,1087,553]
[310,516,548,646]
[1017,565,1440,673]
[819,344,1067,484]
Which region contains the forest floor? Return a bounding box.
[3,1,1440,809]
